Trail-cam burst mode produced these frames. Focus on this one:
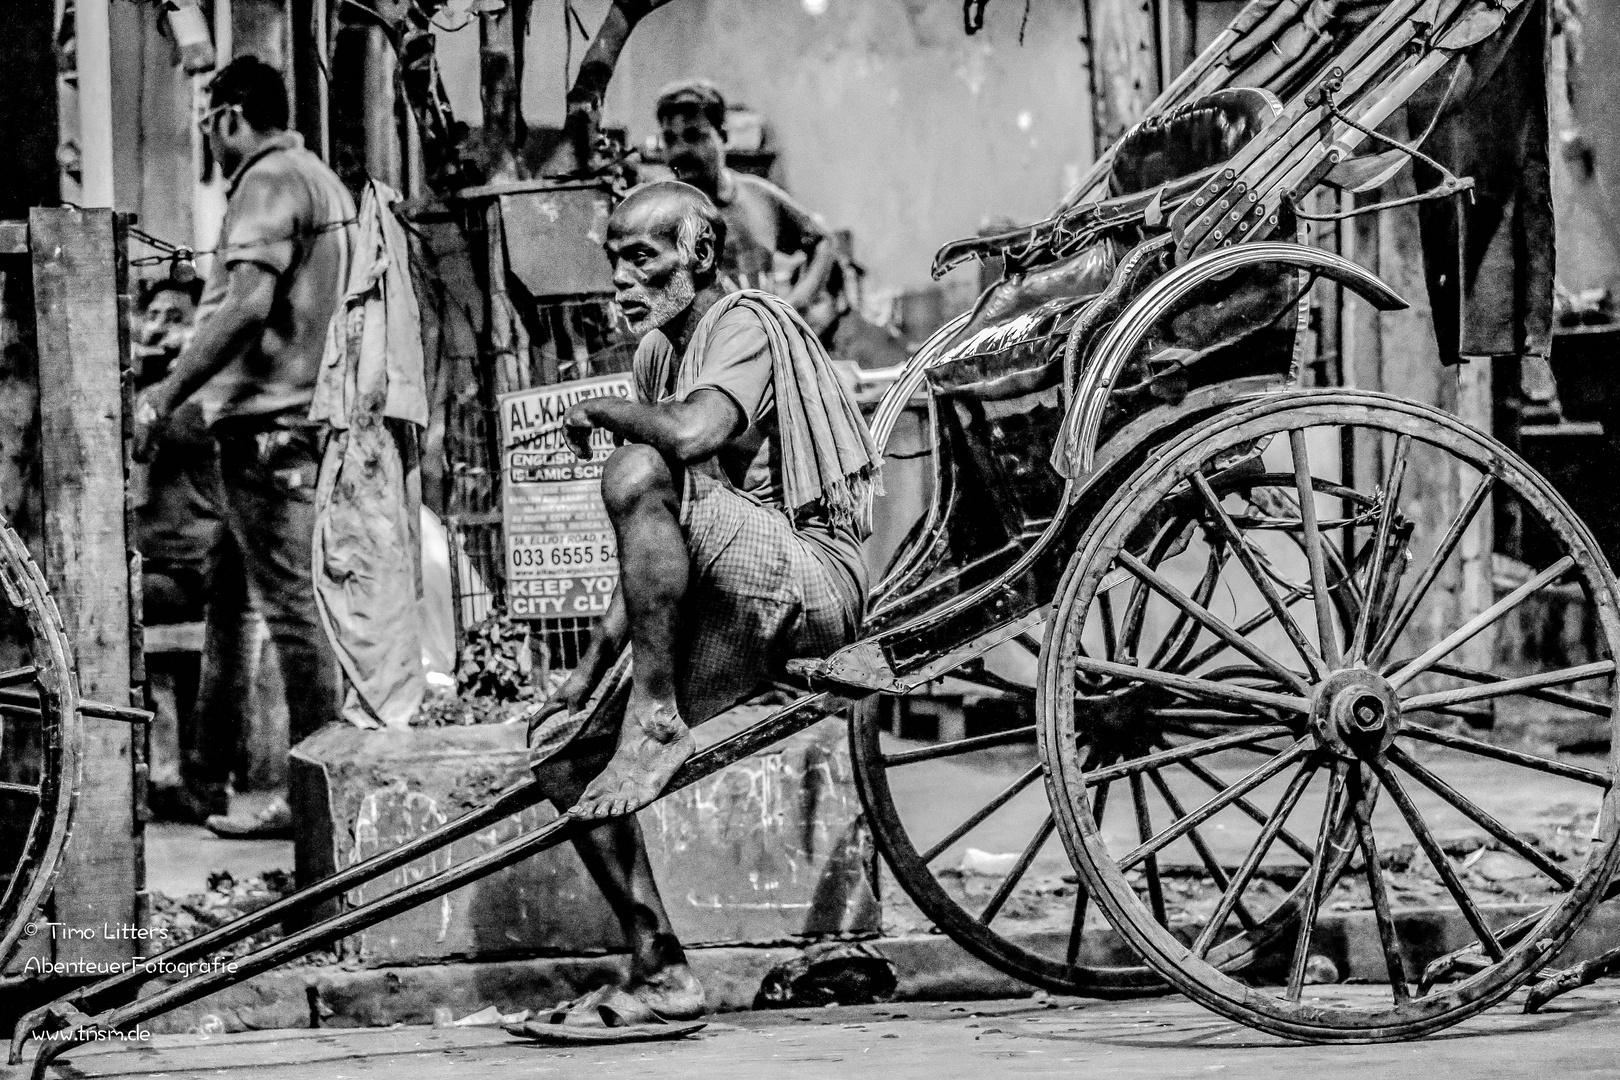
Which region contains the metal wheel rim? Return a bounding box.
[849,698,1167,996]
[0,522,81,967]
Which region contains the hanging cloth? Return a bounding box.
[311,180,431,728]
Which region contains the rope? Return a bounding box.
[1290,85,1475,222]
[127,217,360,269]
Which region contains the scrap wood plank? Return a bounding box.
[29,206,139,965]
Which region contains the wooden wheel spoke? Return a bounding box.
[919,764,1043,864]
[1084,726,1295,788]
[1428,660,1610,717]
[1147,542,1228,672]
[1147,768,1257,931]
[1387,745,1577,890]
[1118,551,1310,695]
[1288,429,1342,668]
[1368,758,1503,961]
[978,815,1056,925]
[1065,880,1093,966]
[1349,435,1411,663]
[1170,750,1316,863]
[1287,761,1348,1001]
[1402,725,1610,788]
[1348,766,1409,1003]
[0,666,37,688]
[1117,570,1155,664]
[1402,661,1614,714]
[0,781,40,798]
[883,726,1037,767]
[1119,739,1312,871]
[1176,588,1319,678]
[1073,655,1309,714]
[1151,708,1267,725]
[1387,555,1576,691]
[1130,775,1169,927]
[1067,772,1115,966]
[1098,589,1119,663]
[1370,474,1494,667]
[1193,758,1318,958]
[1191,473,1326,680]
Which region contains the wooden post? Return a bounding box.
[1086,0,1162,147]
[29,206,141,961]
[291,0,331,161]
[75,0,118,207]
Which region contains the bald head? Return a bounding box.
[609,182,726,281]
[605,182,728,335]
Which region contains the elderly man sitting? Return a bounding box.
[523,181,878,1028]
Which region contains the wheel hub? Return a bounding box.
[1311,668,1401,758]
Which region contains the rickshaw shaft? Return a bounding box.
[26,779,553,1023]
[25,689,858,1076]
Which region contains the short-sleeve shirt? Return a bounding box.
[194,133,357,427]
[714,170,827,295]
[633,305,866,607]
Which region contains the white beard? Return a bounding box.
[630,272,697,335]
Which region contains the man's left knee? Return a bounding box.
[601,444,678,520]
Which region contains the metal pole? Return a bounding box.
[74,0,116,207]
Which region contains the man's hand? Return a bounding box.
[527,665,598,740]
[563,401,597,461]
[132,387,166,463]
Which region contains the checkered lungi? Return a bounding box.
[527,467,860,765]
[675,467,860,723]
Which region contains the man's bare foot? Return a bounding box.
[574,702,695,818]
[629,964,706,1020]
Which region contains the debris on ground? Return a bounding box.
[756,942,899,1008]
[148,870,337,967]
[433,1004,533,1027]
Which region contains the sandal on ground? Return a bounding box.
[502,986,706,1046]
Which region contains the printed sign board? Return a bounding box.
[498,373,635,621]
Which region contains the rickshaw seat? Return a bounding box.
[1107,87,1279,198]
[928,87,1282,396]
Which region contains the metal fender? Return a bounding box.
[1052,242,1407,478]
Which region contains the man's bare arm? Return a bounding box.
[147,263,278,416]
[786,236,837,315]
[133,263,277,460]
[563,388,743,464]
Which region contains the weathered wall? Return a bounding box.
[1550,0,1620,294]
[437,0,1098,307]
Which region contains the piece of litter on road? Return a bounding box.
[959,848,1021,875]
[453,1005,531,1027]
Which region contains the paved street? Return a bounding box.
[20,986,1620,1080]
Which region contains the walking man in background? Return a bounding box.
[654,80,840,319]
[134,55,355,839]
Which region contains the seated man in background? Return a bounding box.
[133,278,249,825]
[522,181,879,1025]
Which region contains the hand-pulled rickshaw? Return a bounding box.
[7,0,1618,1069]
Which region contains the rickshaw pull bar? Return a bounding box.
[9,778,556,1062]
[17,690,861,1077]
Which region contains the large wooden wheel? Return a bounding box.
[1040,390,1620,1041]
[849,460,1367,995]
[0,523,81,967]
[850,645,1167,996]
